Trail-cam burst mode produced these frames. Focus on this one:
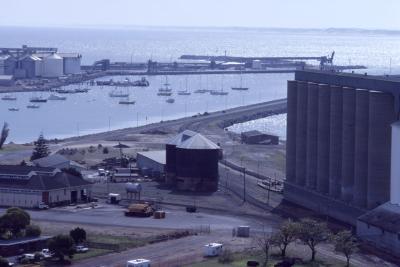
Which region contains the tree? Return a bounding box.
[1,207,31,237]
[297,218,329,261]
[70,227,86,244]
[30,133,50,161]
[47,235,75,261]
[255,229,273,267]
[0,122,9,150]
[25,224,42,237]
[0,256,9,267]
[332,230,359,267]
[271,219,299,258]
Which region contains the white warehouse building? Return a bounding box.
[0,165,92,208]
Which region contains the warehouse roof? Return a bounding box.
[166,130,197,146]
[358,202,400,234]
[0,75,13,81]
[0,165,91,191]
[32,154,85,170]
[137,150,166,164]
[177,133,220,150]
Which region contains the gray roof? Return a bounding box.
[166,130,197,146]
[137,150,166,164]
[0,165,91,191]
[358,202,400,234]
[33,154,85,170]
[177,133,220,150]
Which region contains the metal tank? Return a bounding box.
[341,87,356,202]
[353,89,369,208]
[367,91,395,209]
[306,82,319,189]
[316,84,331,194]
[295,81,308,186]
[175,134,220,192]
[286,80,297,184]
[329,85,343,198]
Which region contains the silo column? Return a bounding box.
[286,80,298,184]
[306,82,319,189]
[295,81,308,186]
[317,84,330,194]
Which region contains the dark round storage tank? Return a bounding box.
[165,130,197,174]
[175,133,220,192]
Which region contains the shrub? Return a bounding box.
[0,256,9,267]
[25,224,41,237]
[218,248,234,264]
[103,147,109,154]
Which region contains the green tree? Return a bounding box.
[25,224,41,237]
[297,218,329,261]
[1,207,31,237]
[70,227,86,244]
[30,133,50,160]
[0,256,9,267]
[271,219,299,258]
[332,230,359,267]
[0,122,9,150]
[47,235,75,261]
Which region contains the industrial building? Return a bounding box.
[59,53,82,74]
[136,150,166,177]
[32,154,86,171]
[284,70,400,253]
[166,130,221,191]
[0,45,81,79]
[0,165,92,208]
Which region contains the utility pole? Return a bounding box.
[243,167,246,203]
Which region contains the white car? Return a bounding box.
[41,249,53,258]
[75,245,89,253]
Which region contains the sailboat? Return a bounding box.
[210,75,229,95]
[231,71,249,91]
[1,94,17,101]
[178,77,191,95]
[48,94,67,100]
[166,98,175,103]
[27,104,40,109]
[158,76,172,93]
[119,89,135,105]
[109,87,129,98]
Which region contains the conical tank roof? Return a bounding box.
[166,130,197,146]
[177,133,220,150]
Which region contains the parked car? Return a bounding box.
[36,202,49,210]
[75,245,89,253]
[40,248,53,258]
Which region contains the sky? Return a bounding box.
[0,0,399,30]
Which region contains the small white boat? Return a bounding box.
[74,88,90,93]
[157,92,172,96]
[48,94,67,100]
[8,108,19,111]
[166,98,175,103]
[178,90,191,95]
[30,97,47,103]
[119,100,136,105]
[27,104,40,109]
[194,89,207,94]
[109,91,129,98]
[210,90,228,96]
[2,95,17,101]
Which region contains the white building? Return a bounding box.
[0,165,92,208]
[59,53,82,75]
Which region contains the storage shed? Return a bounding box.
[241,130,279,145]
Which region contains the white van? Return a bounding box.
[126,259,151,267]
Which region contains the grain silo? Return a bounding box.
[59,53,82,74]
[165,130,197,184]
[41,53,63,78]
[20,55,42,78]
[175,133,220,192]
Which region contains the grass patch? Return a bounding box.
[72,248,112,261]
[87,234,147,250]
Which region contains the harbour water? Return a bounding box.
[1,26,400,142]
